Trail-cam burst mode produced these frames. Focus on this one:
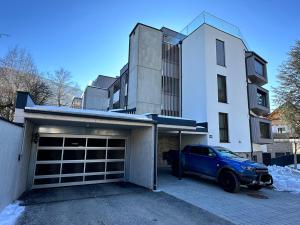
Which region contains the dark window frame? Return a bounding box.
[219,113,229,143]
[260,122,271,139]
[254,58,264,77]
[257,89,268,107]
[216,39,226,67]
[217,75,227,103]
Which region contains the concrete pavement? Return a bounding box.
[158,168,300,225]
[17,182,232,225]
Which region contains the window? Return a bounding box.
[217,75,227,103]
[278,127,286,133]
[257,89,267,107]
[219,113,229,142]
[216,39,225,66]
[254,59,264,76]
[190,147,216,157]
[260,122,270,138]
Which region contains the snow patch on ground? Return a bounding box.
[0,202,24,225]
[268,165,300,193]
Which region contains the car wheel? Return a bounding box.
[219,171,240,193]
[247,185,262,191]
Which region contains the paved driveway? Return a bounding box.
[17,182,232,225]
[158,168,300,225]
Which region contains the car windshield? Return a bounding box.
[214,147,241,158]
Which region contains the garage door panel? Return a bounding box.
[85,162,105,173]
[39,137,63,147]
[37,150,62,161]
[63,150,85,160]
[107,162,124,171]
[62,163,84,174]
[33,136,126,188]
[34,177,59,185]
[64,138,86,147]
[108,139,125,147]
[87,139,106,147]
[106,173,124,179]
[61,176,83,183]
[107,150,125,159]
[86,150,106,159]
[84,175,105,181]
[35,164,61,175]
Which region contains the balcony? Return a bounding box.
[246,51,268,86]
[248,84,270,115]
[250,117,273,144]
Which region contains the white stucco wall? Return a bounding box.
[182,24,251,152]
[0,120,23,211]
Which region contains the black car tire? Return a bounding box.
[219,170,240,193]
[247,185,262,191]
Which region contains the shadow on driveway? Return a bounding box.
[17,182,233,225]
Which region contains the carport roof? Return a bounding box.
[25,106,153,123]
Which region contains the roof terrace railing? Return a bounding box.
[179,11,249,49]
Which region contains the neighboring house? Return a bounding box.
[8,12,272,194]
[266,108,299,158]
[71,97,83,109]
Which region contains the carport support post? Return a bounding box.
[178,130,182,180]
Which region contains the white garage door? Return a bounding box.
[33,135,126,188]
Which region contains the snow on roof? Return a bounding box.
[25,105,152,122]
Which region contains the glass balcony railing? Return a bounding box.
[178,11,250,49]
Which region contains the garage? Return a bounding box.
[33,135,126,188]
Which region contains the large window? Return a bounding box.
[257,89,267,107]
[260,122,270,138]
[216,39,225,66]
[217,75,227,103]
[254,59,264,76]
[219,113,229,143]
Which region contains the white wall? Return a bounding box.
[182,24,251,152]
[129,126,154,189]
[0,120,23,211]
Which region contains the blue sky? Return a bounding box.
[1,0,300,109]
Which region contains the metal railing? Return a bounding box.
[179,11,249,49]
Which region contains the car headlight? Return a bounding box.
[241,165,255,171]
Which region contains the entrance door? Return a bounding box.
[33,135,126,188]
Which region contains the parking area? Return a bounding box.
[17,182,232,225]
[158,168,300,225]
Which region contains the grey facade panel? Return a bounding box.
[248,84,270,115]
[251,117,273,144]
[246,52,268,85]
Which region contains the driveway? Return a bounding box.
[16,182,232,225]
[158,168,300,225]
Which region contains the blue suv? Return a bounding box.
[164,145,273,193]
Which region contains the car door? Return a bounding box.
[189,146,218,177]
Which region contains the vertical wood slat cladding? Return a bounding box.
[161,43,180,117]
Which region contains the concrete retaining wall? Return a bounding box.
[0,119,23,211]
[129,127,154,189]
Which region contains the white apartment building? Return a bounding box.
[11,12,272,192]
[80,12,272,155]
